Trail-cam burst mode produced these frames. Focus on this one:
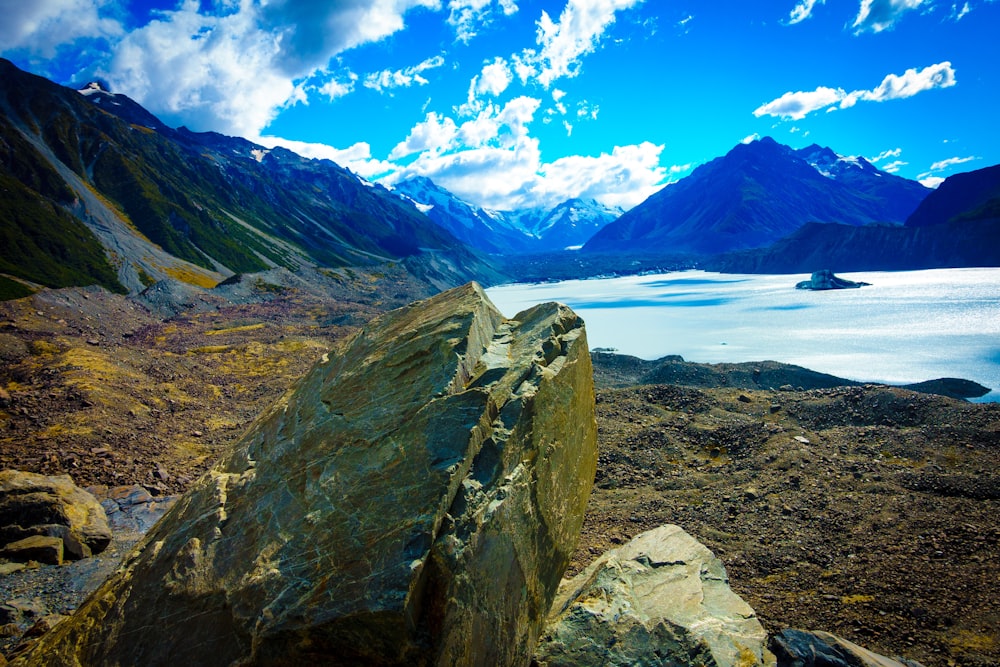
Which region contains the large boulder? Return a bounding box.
[0,471,111,561]
[534,525,775,667]
[13,282,597,666]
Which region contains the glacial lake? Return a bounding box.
[486,268,1000,402]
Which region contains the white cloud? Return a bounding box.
[563,120,574,136]
[928,155,978,171]
[869,147,902,162]
[521,0,645,88]
[476,57,513,97]
[255,136,395,179]
[787,0,826,25]
[364,55,445,93]
[754,62,956,120]
[881,160,907,172]
[447,0,519,43]
[753,86,847,121]
[852,0,926,34]
[552,88,567,102]
[852,61,956,103]
[741,133,761,144]
[383,98,666,210]
[92,0,440,137]
[0,0,122,59]
[952,2,972,20]
[389,111,460,159]
[915,154,979,187]
[536,142,668,209]
[318,72,358,100]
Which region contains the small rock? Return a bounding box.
[779,384,795,392]
[769,403,781,413]
[85,339,100,346]
[794,435,811,444]
[0,535,64,565]
[738,394,751,403]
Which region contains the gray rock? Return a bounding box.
[534,524,775,667]
[14,282,597,666]
[0,472,111,561]
[795,270,870,291]
[771,629,926,667]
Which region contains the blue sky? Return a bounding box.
[2,0,998,211]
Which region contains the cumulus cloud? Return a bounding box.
[852,0,926,33]
[787,0,826,24]
[255,137,395,179]
[0,0,122,59]
[536,142,668,209]
[318,72,359,100]
[447,0,519,43]
[389,111,460,159]
[515,0,644,88]
[88,0,441,137]
[754,62,956,120]
[476,57,514,97]
[881,160,906,173]
[753,86,846,121]
[364,55,445,93]
[384,98,667,210]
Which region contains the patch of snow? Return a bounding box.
[415,202,434,214]
[250,148,269,163]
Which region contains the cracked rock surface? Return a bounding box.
[11,282,597,667]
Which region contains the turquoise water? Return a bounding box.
[487,268,1000,402]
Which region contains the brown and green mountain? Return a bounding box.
[0,59,501,298]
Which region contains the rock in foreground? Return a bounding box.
[13,282,598,666]
[534,524,774,667]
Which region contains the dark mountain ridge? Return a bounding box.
[709,163,1000,273]
[583,136,930,256]
[0,59,501,297]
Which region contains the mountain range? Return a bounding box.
[0,58,501,300]
[583,136,931,256]
[393,176,622,254]
[708,162,1000,273]
[2,57,998,303]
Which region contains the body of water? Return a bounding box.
[486,268,1000,402]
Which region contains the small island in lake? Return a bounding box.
[795,269,871,290]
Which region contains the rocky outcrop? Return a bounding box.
[771,629,926,667]
[795,270,869,290]
[533,525,774,667]
[0,471,111,563]
[13,282,597,666]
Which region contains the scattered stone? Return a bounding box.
[13,283,598,667]
[770,403,782,413]
[794,436,811,444]
[739,394,752,403]
[534,525,774,667]
[0,471,111,561]
[0,563,25,576]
